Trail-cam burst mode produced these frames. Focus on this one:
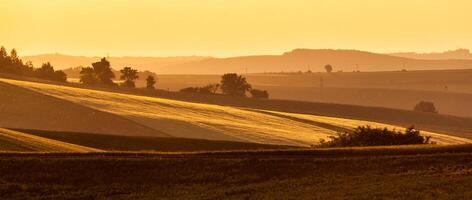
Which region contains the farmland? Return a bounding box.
[1,146,472,199]
[1,78,470,146]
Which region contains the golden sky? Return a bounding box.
[1,0,471,57]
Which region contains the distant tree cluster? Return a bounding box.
[0,46,67,82]
[414,101,438,114]
[80,58,116,86]
[180,73,269,99]
[316,126,432,148]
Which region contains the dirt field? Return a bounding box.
[1,145,472,199]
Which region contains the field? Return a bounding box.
[152,70,472,117]
[1,77,472,199]
[1,146,472,199]
[1,78,470,146]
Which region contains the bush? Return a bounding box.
[414,101,438,114]
[180,84,219,94]
[317,126,431,148]
[250,89,269,99]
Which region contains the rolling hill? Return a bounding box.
[23,49,472,75]
[1,78,470,146]
[0,80,167,137]
[0,128,100,152]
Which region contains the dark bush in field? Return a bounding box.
[414,101,438,114]
[180,84,219,94]
[250,89,269,99]
[317,126,431,147]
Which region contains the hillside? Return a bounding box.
[153,49,472,74]
[23,49,472,75]
[155,70,472,117]
[0,128,100,152]
[18,129,294,152]
[1,78,470,146]
[0,81,167,137]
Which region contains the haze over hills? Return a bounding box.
[389,49,472,60]
[22,49,472,74]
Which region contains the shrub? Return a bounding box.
[180,84,219,94]
[317,126,431,148]
[250,89,269,99]
[414,101,438,114]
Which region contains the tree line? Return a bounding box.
[180,73,269,99]
[0,46,67,82]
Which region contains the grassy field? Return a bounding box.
[153,70,472,117]
[0,128,100,153]
[16,129,294,152]
[1,145,472,199]
[2,78,469,146]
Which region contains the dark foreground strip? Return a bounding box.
[1,144,472,158]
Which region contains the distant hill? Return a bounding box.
[389,49,472,60]
[21,54,210,72]
[22,49,472,74]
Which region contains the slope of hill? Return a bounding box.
[23,49,472,75]
[0,81,167,137]
[159,49,472,74]
[0,128,100,152]
[1,78,470,146]
[18,129,294,152]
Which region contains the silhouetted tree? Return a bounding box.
[120,66,139,88]
[146,75,156,89]
[79,67,99,85]
[250,89,269,99]
[324,64,333,73]
[414,101,438,114]
[92,57,115,85]
[220,73,252,97]
[31,62,67,82]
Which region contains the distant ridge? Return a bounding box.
[22,49,472,74]
[389,49,472,60]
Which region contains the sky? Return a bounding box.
[1,0,471,57]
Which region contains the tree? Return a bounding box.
[34,62,67,82]
[92,57,115,85]
[146,75,156,89]
[80,67,99,85]
[324,64,333,73]
[220,73,252,97]
[119,66,139,88]
[414,101,438,114]
[250,89,269,99]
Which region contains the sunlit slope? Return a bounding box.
[1,79,338,146]
[0,128,101,152]
[0,81,167,137]
[2,78,470,146]
[261,110,472,144]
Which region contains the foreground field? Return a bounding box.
[2,78,470,146]
[1,146,472,199]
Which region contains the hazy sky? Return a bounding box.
[1,0,471,57]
